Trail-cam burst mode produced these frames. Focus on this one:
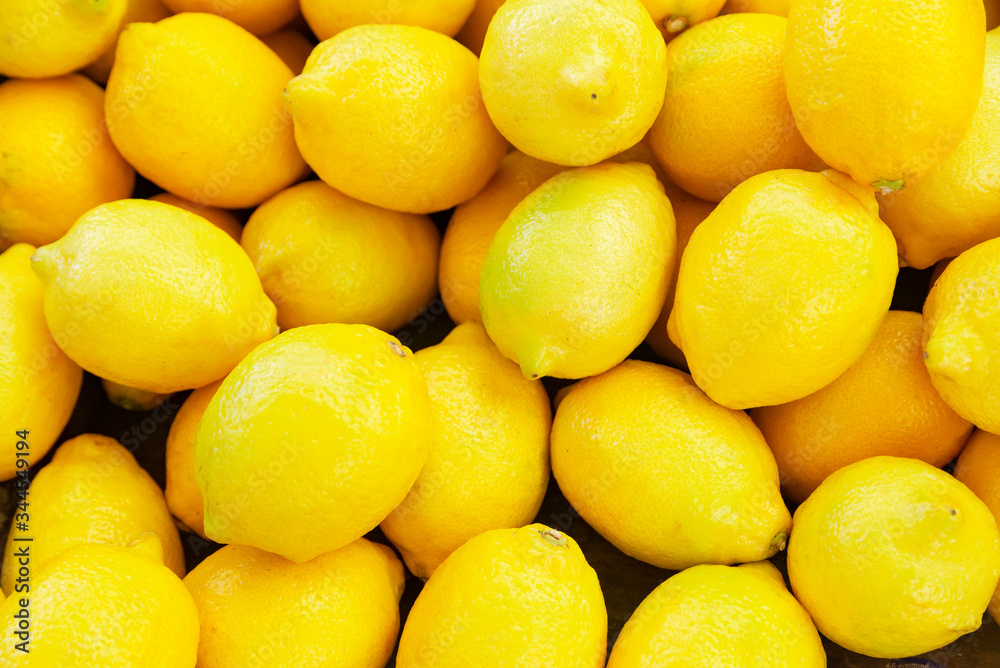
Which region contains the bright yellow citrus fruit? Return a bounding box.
[31,199,277,394]
[285,25,506,214]
[877,32,1000,269]
[162,0,298,34]
[302,0,474,39]
[106,13,306,208]
[480,0,667,166]
[785,0,986,191]
[149,192,243,242]
[0,0,127,78]
[83,0,172,83]
[644,180,715,366]
[640,0,727,36]
[259,28,314,74]
[101,378,170,411]
[752,311,973,504]
[397,525,607,667]
[788,456,1000,659]
[166,379,224,539]
[242,180,441,332]
[481,162,676,379]
[0,75,135,249]
[647,13,821,202]
[0,244,82,481]
[184,539,405,668]
[552,360,790,570]
[607,563,825,667]
[381,322,551,579]
[0,537,198,667]
[668,169,898,409]
[923,236,1000,433]
[455,0,505,54]
[953,429,1000,620]
[722,0,789,16]
[0,433,185,596]
[195,324,430,563]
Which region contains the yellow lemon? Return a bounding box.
[0,0,127,78]
[397,525,607,667]
[439,151,564,324]
[302,0,475,39]
[0,434,185,596]
[195,324,430,562]
[752,311,973,504]
[166,379,224,538]
[785,0,985,191]
[32,199,277,394]
[455,0,505,54]
[647,13,821,202]
[481,162,676,379]
[607,564,825,667]
[0,537,198,667]
[640,0,726,36]
[381,322,551,579]
[722,0,789,16]
[552,360,790,570]
[285,25,506,214]
[83,0,172,83]
[990,0,1000,30]
[953,429,1000,620]
[0,244,82,481]
[0,75,135,249]
[106,13,306,208]
[242,180,441,332]
[101,378,170,411]
[668,169,898,409]
[480,0,667,166]
[162,0,298,34]
[149,192,243,242]
[788,456,1000,658]
[923,237,1000,432]
[877,33,1000,269]
[644,180,715,366]
[259,28,315,74]
[184,539,404,668]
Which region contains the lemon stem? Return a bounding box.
[664,16,689,33]
[872,178,904,195]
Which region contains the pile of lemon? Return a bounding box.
[3,0,1000,664]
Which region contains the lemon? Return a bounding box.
[242,180,441,332]
[381,322,551,579]
[162,0,298,35]
[149,192,243,242]
[607,564,825,667]
[166,379,224,539]
[185,539,405,668]
[668,169,898,409]
[640,0,727,36]
[106,13,306,208]
[0,244,82,481]
[32,199,277,394]
[0,537,198,667]
[647,13,821,202]
[397,525,607,667]
[0,433,185,596]
[752,311,973,504]
[101,378,170,411]
[195,324,430,563]
[785,0,985,191]
[82,0,172,83]
[455,0,505,54]
[302,0,475,39]
[285,25,507,214]
[877,32,1000,269]
[0,0,127,78]
[788,456,1000,658]
[923,237,1000,433]
[954,429,1000,620]
[644,180,715,367]
[552,360,790,570]
[0,75,135,248]
[439,151,564,324]
[481,162,676,379]
[260,28,315,74]
[480,0,667,166]
[722,0,789,16]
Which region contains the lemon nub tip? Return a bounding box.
[388,341,406,358]
[664,16,688,33]
[540,528,569,548]
[771,531,788,552]
[872,178,904,195]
